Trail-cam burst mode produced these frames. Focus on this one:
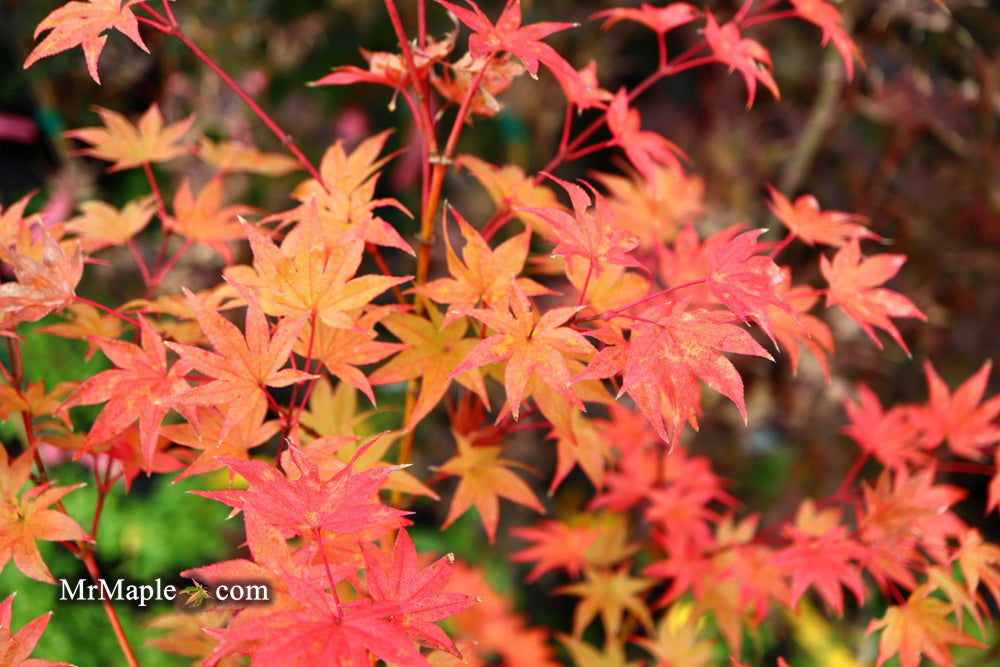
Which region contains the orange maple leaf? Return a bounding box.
[297,308,406,406]
[165,178,253,264]
[0,229,82,325]
[23,0,149,84]
[65,195,156,252]
[64,104,194,171]
[767,185,877,247]
[452,283,595,421]
[165,287,314,440]
[435,431,544,543]
[868,584,984,667]
[821,238,926,353]
[368,309,489,430]
[0,447,90,583]
[413,206,550,326]
[230,203,409,328]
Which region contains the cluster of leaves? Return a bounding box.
[2,0,998,665]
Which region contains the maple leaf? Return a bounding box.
[198,138,300,176]
[955,528,1000,604]
[920,360,1000,459]
[432,51,528,117]
[767,268,834,377]
[521,174,644,277]
[581,298,772,447]
[842,383,926,469]
[204,573,433,667]
[704,12,779,109]
[766,185,877,247]
[297,309,405,406]
[595,164,706,249]
[634,602,717,667]
[64,104,194,171]
[435,0,588,105]
[230,203,409,329]
[510,519,600,582]
[23,0,148,84]
[456,154,562,239]
[594,3,699,36]
[37,303,122,361]
[165,178,253,264]
[413,207,550,326]
[776,500,867,615]
[161,402,280,482]
[790,0,863,79]
[821,238,926,353]
[0,592,73,666]
[0,229,82,325]
[198,441,409,538]
[362,530,475,656]
[164,287,314,441]
[0,447,91,583]
[606,89,685,181]
[558,60,614,111]
[557,634,643,667]
[65,195,156,252]
[59,316,192,470]
[0,192,39,248]
[557,566,653,637]
[368,309,488,430]
[451,283,595,420]
[867,584,984,667]
[435,431,544,543]
[288,131,413,255]
[705,228,795,343]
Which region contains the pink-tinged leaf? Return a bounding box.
[821,238,926,354]
[704,12,779,108]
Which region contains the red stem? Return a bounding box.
[74,297,141,328]
[580,279,706,323]
[314,528,343,616]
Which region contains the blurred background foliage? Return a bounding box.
[1,0,999,664]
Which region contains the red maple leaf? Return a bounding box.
[451,283,595,420]
[434,0,583,99]
[820,238,926,353]
[606,89,685,181]
[196,442,409,539]
[920,360,1000,459]
[511,520,600,582]
[361,529,475,656]
[705,228,795,343]
[704,11,779,108]
[0,592,72,666]
[203,573,433,667]
[522,174,644,278]
[59,316,192,471]
[790,0,863,79]
[580,298,772,446]
[766,185,878,247]
[165,287,314,441]
[594,2,699,36]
